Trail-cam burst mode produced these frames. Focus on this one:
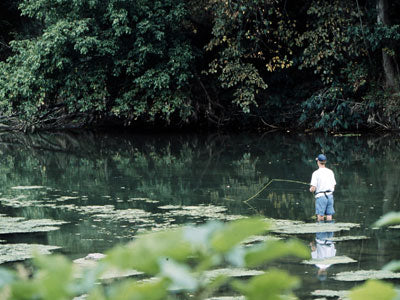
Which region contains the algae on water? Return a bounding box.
[0,243,61,264]
[270,220,360,235]
[11,186,46,190]
[302,255,357,266]
[334,270,400,281]
[0,214,67,234]
[311,289,350,299]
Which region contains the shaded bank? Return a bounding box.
[1,1,400,133]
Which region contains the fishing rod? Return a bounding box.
[243,178,309,203]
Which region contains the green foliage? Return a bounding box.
[232,268,300,300]
[205,0,296,113]
[349,212,400,300]
[373,212,400,228]
[2,0,400,130]
[0,218,310,299]
[297,0,364,85]
[0,0,195,124]
[349,280,397,300]
[299,85,369,131]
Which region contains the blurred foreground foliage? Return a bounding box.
[0,217,311,299]
[0,214,398,299]
[348,212,400,300]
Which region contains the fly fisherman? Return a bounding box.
[309,154,336,221]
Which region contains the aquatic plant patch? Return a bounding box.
[242,235,281,246]
[334,270,400,281]
[128,197,159,203]
[0,195,40,208]
[270,220,360,234]
[91,208,154,224]
[73,253,144,280]
[311,289,349,299]
[0,243,61,264]
[11,186,46,190]
[330,235,369,242]
[160,204,245,222]
[203,268,264,282]
[302,255,357,266]
[0,215,68,234]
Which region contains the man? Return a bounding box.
[310,226,336,281]
[309,154,336,221]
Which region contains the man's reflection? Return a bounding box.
[310,221,336,281]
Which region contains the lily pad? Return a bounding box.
[302,256,357,266]
[334,270,400,282]
[73,253,144,280]
[128,197,159,203]
[242,235,281,245]
[0,243,61,264]
[311,289,349,299]
[204,268,264,281]
[160,204,245,221]
[11,186,45,190]
[92,208,154,222]
[330,236,369,242]
[0,196,40,208]
[270,220,360,235]
[389,225,400,229]
[0,215,67,235]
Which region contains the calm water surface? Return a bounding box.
[0,131,399,299]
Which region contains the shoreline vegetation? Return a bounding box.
[1,0,400,133]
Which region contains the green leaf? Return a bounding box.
[245,239,310,267]
[108,278,169,300]
[383,260,400,272]
[373,212,400,228]
[211,218,269,253]
[0,268,15,288]
[159,259,198,291]
[232,268,300,300]
[33,254,74,300]
[183,221,223,251]
[349,280,396,300]
[105,228,192,274]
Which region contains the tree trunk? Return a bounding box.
[377,0,398,91]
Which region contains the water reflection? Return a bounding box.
[0,132,399,296]
[310,221,336,281]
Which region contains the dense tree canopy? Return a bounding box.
[0,0,400,132]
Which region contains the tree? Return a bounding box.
[376,0,398,91]
[0,0,195,130]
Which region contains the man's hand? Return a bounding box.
[310,185,316,193]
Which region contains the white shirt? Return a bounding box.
[310,167,336,196]
[311,242,337,269]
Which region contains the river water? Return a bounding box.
[0,131,399,299]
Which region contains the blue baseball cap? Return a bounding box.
[316,154,327,161]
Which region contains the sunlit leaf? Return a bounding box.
[349,280,396,300]
[226,245,246,267]
[183,221,223,250]
[245,239,309,267]
[108,278,168,300]
[373,212,400,228]
[105,228,192,274]
[33,254,74,300]
[211,218,269,253]
[232,268,300,300]
[159,259,198,291]
[383,260,400,272]
[0,268,15,288]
